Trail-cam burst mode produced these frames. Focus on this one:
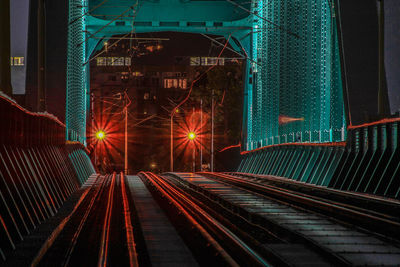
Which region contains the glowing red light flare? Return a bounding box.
[96,130,106,140]
[188,131,196,140]
[278,115,304,125]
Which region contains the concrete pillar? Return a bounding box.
[0,0,12,96]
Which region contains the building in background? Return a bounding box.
[89,32,242,173]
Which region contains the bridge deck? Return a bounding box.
[2,172,400,266]
[126,175,198,267]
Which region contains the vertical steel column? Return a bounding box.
[124,95,128,175]
[200,99,203,171]
[377,0,389,117]
[37,0,46,112]
[244,0,347,151]
[66,0,87,144]
[211,88,214,172]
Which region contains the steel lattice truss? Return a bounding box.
[66,0,88,144]
[244,0,346,150]
[66,0,346,149]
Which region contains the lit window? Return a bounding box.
[112,57,124,66]
[181,79,187,89]
[164,79,174,88]
[106,57,113,66]
[132,72,142,76]
[97,57,106,66]
[10,57,24,66]
[218,58,225,65]
[190,57,200,66]
[97,56,132,66]
[207,57,218,65]
[178,79,187,89]
[173,79,178,88]
[125,57,131,66]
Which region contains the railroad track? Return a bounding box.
[139,171,271,267]
[30,173,139,267]
[229,172,400,224]
[152,172,400,266]
[6,171,398,266]
[205,172,400,239]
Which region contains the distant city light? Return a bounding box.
[96,130,106,140]
[150,162,157,168]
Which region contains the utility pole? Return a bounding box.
[170,113,174,172]
[377,0,387,118]
[124,92,128,174]
[91,93,97,167]
[37,0,46,111]
[0,0,12,96]
[211,88,214,172]
[200,99,203,171]
[192,106,196,172]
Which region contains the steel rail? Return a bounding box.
[142,172,270,267]
[98,173,116,267]
[140,172,239,266]
[234,172,400,207]
[203,172,400,240]
[167,172,352,266]
[160,173,294,266]
[120,173,139,267]
[31,174,102,267]
[62,174,110,267]
[233,172,400,218]
[168,172,351,266]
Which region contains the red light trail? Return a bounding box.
[278,115,304,125]
[218,143,241,153]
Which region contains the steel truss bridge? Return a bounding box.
[67,0,346,146]
[1,0,400,265]
[65,0,399,198]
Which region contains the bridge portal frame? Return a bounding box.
[66,0,255,145]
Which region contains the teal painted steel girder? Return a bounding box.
[246,0,347,150]
[67,0,88,144]
[66,0,254,144]
[67,0,347,150]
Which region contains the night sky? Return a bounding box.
[385,0,400,114]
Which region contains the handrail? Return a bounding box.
[241,141,346,155]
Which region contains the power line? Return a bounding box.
[69,0,109,25]
[78,3,138,47]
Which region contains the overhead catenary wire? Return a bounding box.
[69,0,109,25]
[78,2,138,47]
[201,34,262,68]
[201,34,245,60]
[170,34,232,119]
[84,34,129,66]
[83,1,141,66]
